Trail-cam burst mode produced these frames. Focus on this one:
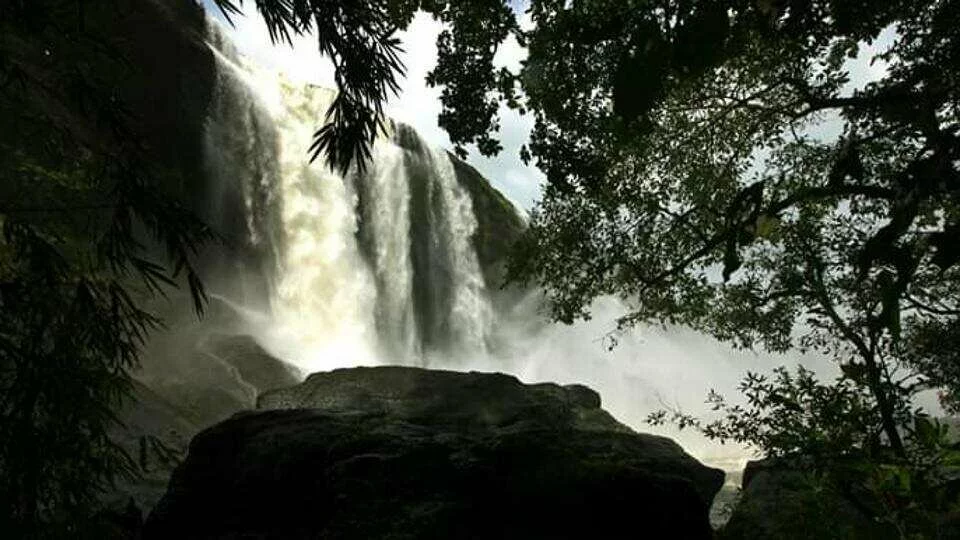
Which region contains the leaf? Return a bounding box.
[896,467,911,493]
[913,415,943,449]
[722,235,742,282]
[828,141,863,185]
[672,2,731,78]
[840,362,867,383]
[755,214,780,239]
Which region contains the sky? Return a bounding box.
[200,1,543,211]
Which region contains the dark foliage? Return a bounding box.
[904,316,960,414]
[212,0,414,174]
[423,0,960,459]
[0,1,212,535]
[211,0,519,166]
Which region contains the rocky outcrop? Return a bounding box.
[113,0,216,203]
[145,366,724,539]
[104,333,298,509]
[104,381,201,515]
[256,366,633,435]
[106,298,301,516]
[139,328,302,427]
[207,334,302,394]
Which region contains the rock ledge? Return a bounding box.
[146,366,724,539]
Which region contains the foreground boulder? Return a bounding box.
[145,366,723,539]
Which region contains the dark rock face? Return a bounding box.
[106,296,301,516]
[114,0,215,203]
[209,334,302,394]
[104,330,300,515]
[145,367,724,539]
[105,381,201,515]
[140,329,302,427]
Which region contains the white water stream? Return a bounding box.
[201,19,846,476]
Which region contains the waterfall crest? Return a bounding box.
[203,21,495,371]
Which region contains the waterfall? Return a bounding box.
[266,80,381,371]
[355,138,420,362]
[202,21,495,371]
[200,18,830,477]
[201,28,282,305]
[419,144,493,359]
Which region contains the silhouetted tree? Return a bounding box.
[419,0,959,458]
[215,4,960,455]
[210,0,518,169]
[0,1,211,535]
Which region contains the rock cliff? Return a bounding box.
[145,366,724,539]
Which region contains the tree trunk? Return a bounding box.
[863,353,906,457]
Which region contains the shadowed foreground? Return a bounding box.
[144,366,723,539]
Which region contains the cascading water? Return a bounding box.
[399,128,493,360]
[203,20,495,372]
[355,139,421,362]
[201,28,283,305]
[267,80,382,370]
[199,18,843,479]
[424,145,493,356]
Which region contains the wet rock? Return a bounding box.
[146,366,724,539]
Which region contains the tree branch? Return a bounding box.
[768,184,896,215]
[905,294,960,316]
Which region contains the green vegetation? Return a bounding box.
[376,0,959,534]
[487,0,960,460]
[0,2,211,536]
[652,368,960,537]
[2,0,959,536]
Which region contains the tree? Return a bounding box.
[210,0,519,170]
[421,0,959,458]
[209,3,960,455]
[1,1,212,535]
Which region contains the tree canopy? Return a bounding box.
[1,1,212,535]
[239,0,959,452]
[217,0,959,465]
[500,0,960,456]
